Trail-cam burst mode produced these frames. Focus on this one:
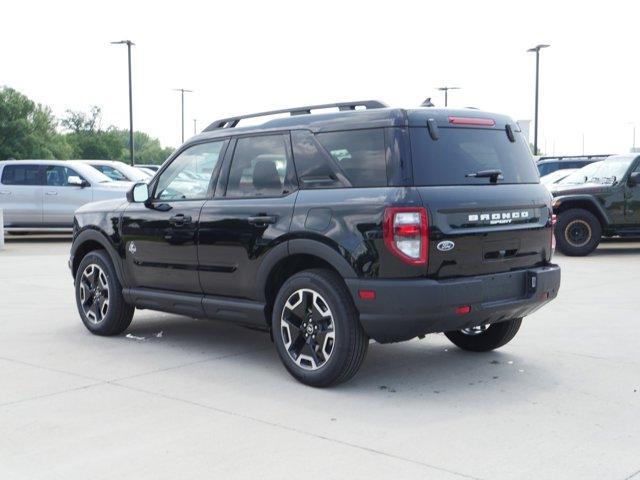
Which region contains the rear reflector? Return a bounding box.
[448,116,495,126]
[455,305,471,315]
[358,290,376,300]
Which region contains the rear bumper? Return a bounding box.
[345,264,561,343]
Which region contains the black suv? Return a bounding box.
[552,154,640,256]
[69,101,561,386]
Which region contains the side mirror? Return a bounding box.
[68,175,88,188]
[127,182,150,203]
[629,171,640,187]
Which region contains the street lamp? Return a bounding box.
[110,40,135,165]
[193,118,197,135]
[437,86,460,107]
[173,88,193,143]
[527,44,550,156]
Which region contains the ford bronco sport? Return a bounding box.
[69,101,561,386]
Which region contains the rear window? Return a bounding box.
[315,129,387,187]
[1,164,42,185]
[410,127,539,185]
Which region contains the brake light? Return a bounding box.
[448,116,495,126]
[383,207,428,265]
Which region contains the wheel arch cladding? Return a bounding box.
[555,196,608,227]
[71,230,125,284]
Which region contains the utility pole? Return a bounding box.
[527,44,550,156]
[193,119,197,135]
[437,86,460,107]
[111,40,135,165]
[173,88,193,143]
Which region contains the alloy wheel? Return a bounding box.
[564,219,592,247]
[460,324,489,336]
[280,288,336,370]
[79,264,110,324]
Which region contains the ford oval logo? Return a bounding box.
[437,240,455,252]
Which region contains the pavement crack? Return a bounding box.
[624,468,640,480]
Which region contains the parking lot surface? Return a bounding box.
[1,236,639,480]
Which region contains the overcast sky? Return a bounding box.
[2,0,639,156]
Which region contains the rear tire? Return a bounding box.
[74,249,134,336]
[271,269,368,387]
[445,318,522,352]
[555,208,601,256]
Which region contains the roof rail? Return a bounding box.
[204,100,388,131]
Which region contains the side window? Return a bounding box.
[45,166,84,186]
[315,129,387,187]
[155,141,225,201]
[291,130,343,189]
[226,135,291,197]
[1,165,42,185]
[96,165,127,181]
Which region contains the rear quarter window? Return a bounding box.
[410,127,539,185]
[1,164,42,185]
[315,129,387,187]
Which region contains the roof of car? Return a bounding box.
[190,104,517,143]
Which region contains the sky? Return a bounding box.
[2,0,639,156]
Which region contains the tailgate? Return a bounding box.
[418,184,553,278]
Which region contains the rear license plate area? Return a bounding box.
[482,272,525,302]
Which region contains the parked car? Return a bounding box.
[0,160,131,231]
[73,160,151,183]
[541,168,577,186]
[552,154,640,255]
[134,164,161,172]
[69,101,560,386]
[548,161,603,193]
[135,166,158,177]
[536,154,608,177]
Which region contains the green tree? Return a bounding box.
[111,129,174,165]
[0,86,72,159]
[61,106,123,160]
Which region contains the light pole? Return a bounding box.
[527,44,550,156]
[437,86,460,107]
[173,88,193,143]
[629,122,636,152]
[193,119,197,135]
[111,40,135,165]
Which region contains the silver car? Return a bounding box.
[70,160,151,183]
[0,160,131,231]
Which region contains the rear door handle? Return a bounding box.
[248,215,278,226]
[45,191,58,196]
[169,214,192,225]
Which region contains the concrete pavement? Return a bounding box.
[1,236,639,480]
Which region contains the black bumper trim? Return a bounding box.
[345,265,561,343]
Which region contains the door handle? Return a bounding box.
[45,191,58,196]
[169,214,192,225]
[248,215,278,226]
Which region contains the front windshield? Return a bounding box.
[70,163,114,184]
[558,162,602,185]
[583,156,634,184]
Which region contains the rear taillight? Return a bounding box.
[550,214,557,254]
[383,207,428,265]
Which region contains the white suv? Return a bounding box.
[0,160,131,231]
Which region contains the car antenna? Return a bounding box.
[420,98,435,107]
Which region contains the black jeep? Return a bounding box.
[69,101,560,386]
[552,154,640,256]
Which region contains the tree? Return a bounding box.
[0,86,72,159]
[62,107,125,160]
[111,129,175,165]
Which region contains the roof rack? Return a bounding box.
[537,154,611,162]
[204,100,388,131]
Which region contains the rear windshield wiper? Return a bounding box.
[465,169,503,184]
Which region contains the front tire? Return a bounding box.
[445,318,522,352]
[272,269,368,387]
[74,249,134,336]
[555,208,601,256]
